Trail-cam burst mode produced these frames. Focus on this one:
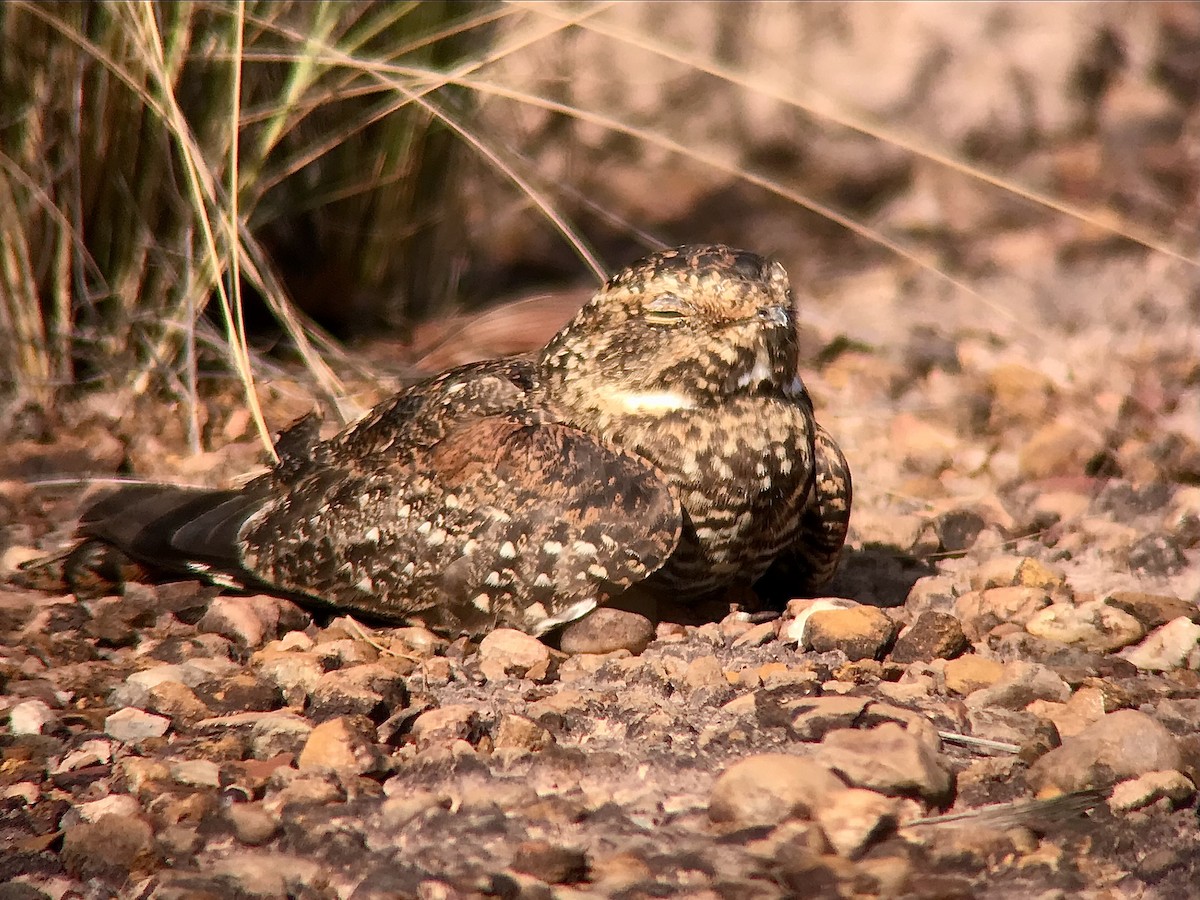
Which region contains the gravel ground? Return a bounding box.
[2,218,1199,899]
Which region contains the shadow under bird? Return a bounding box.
[67,244,852,637]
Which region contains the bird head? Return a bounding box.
[539,245,805,421]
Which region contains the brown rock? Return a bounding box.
[145,681,211,728]
[709,753,847,827]
[955,587,1052,640]
[963,661,1070,710]
[943,655,1005,695]
[970,556,1068,593]
[786,696,869,742]
[559,608,656,655]
[410,705,480,748]
[1024,600,1145,653]
[804,606,898,661]
[987,363,1056,430]
[1118,617,1200,672]
[494,714,554,752]
[1019,420,1103,480]
[890,612,969,663]
[226,802,279,845]
[1108,770,1196,813]
[813,788,900,859]
[1105,592,1200,630]
[297,716,380,774]
[511,840,589,884]
[61,813,158,881]
[818,723,953,804]
[477,628,553,680]
[1028,710,1182,794]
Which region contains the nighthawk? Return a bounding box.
[65,245,852,637]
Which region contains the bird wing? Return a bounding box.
[238,414,682,634]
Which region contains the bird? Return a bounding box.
[63,244,852,637]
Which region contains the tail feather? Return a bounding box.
[79,484,260,579]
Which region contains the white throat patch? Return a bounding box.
[599,388,697,413]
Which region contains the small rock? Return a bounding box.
[955,587,1052,640]
[813,787,899,859]
[145,681,211,727]
[732,620,778,648]
[709,753,847,827]
[1119,617,1200,671]
[890,612,968,663]
[8,699,56,735]
[784,597,861,643]
[970,556,1068,592]
[942,656,1005,695]
[904,576,958,616]
[61,813,157,881]
[1024,600,1146,653]
[410,705,480,748]
[227,802,279,845]
[559,608,656,655]
[1027,686,1106,737]
[248,711,313,759]
[986,363,1056,430]
[785,696,869,741]
[298,716,379,774]
[803,605,898,661]
[1104,591,1199,629]
[104,707,171,742]
[683,655,730,694]
[170,759,221,788]
[511,840,589,884]
[1108,770,1196,813]
[962,661,1071,710]
[308,663,409,723]
[817,723,953,804]
[74,793,143,823]
[1028,710,1182,794]
[494,714,554,752]
[388,626,447,658]
[1018,419,1102,480]
[477,628,553,680]
[251,649,327,704]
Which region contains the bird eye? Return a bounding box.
[644,294,690,325]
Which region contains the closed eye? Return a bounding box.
[644,293,690,325]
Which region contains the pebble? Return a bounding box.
[817,723,953,804]
[969,556,1068,592]
[962,661,1071,710]
[494,714,554,752]
[1018,419,1102,480]
[247,711,314,759]
[785,696,869,741]
[477,628,553,680]
[60,813,157,881]
[783,597,861,643]
[955,587,1052,640]
[813,787,900,859]
[297,716,380,774]
[410,705,479,748]
[1105,591,1199,629]
[890,611,968,663]
[1108,770,1196,813]
[511,840,589,884]
[227,802,280,845]
[104,707,171,742]
[942,655,1005,695]
[559,608,656,655]
[1119,617,1200,671]
[145,680,212,727]
[251,649,328,704]
[1024,600,1145,653]
[307,662,409,723]
[709,753,847,827]
[1028,710,1182,794]
[7,699,56,735]
[802,605,898,661]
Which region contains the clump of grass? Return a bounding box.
[0,0,496,452]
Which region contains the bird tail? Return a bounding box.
[78,483,262,583]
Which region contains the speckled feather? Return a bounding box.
[73,244,851,635]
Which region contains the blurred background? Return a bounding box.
[0,2,1197,524]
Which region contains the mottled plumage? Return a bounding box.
[69,245,852,636]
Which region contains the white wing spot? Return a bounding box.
[471,593,491,612]
[363,526,381,543]
[572,540,598,557]
[499,541,517,559]
[543,540,563,556]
